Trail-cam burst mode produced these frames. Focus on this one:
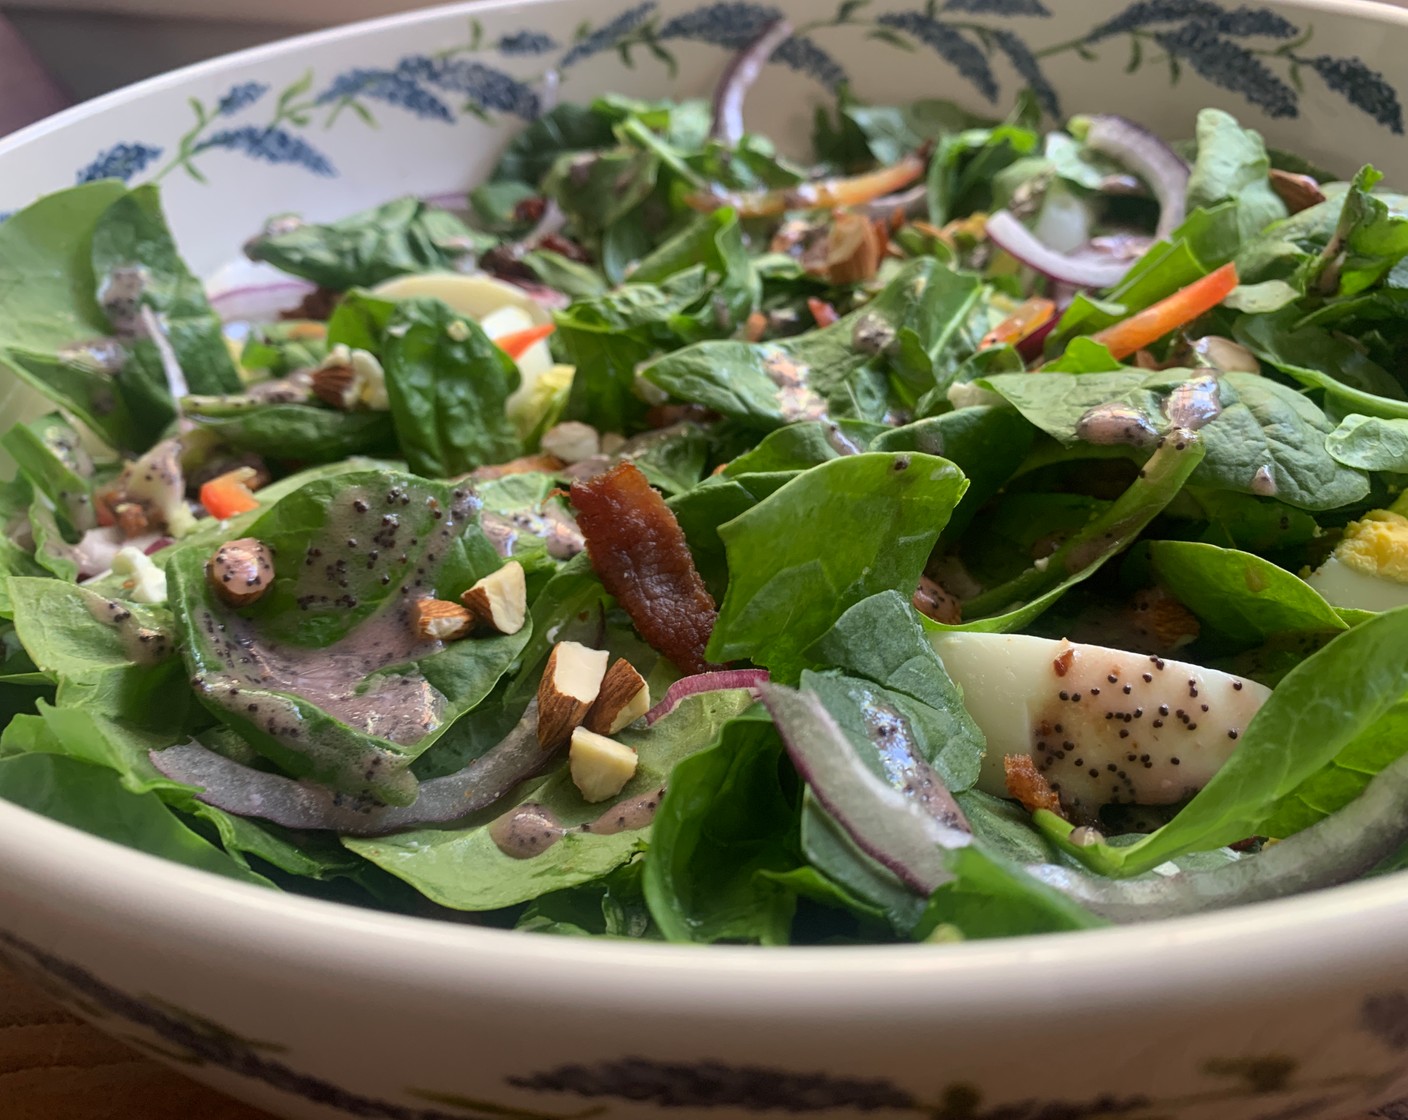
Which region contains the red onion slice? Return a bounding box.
[149,701,549,835]
[209,280,317,325]
[1081,114,1189,242]
[711,18,793,147]
[985,210,1134,289]
[644,670,770,726]
[758,682,968,894]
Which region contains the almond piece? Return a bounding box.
[461,560,527,636]
[310,361,359,409]
[470,453,567,482]
[413,598,474,641]
[584,658,650,735]
[1269,168,1326,214]
[207,537,275,608]
[569,726,639,803]
[536,641,609,749]
[539,421,601,465]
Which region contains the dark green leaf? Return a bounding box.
[380,298,521,477]
[707,453,968,675]
[245,198,493,290]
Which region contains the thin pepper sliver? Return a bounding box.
[569,462,718,675]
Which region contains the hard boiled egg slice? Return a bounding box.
[927,632,1270,819]
[1305,501,1408,612]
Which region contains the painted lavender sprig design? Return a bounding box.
[148,73,335,183]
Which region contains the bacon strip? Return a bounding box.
[1004,754,1067,819]
[570,462,718,674]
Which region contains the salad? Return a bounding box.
[3,28,1408,947]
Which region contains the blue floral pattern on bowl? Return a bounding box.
[63,0,1404,189]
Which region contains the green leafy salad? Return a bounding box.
[5,44,1408,945]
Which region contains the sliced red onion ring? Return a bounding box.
[1081,114,1189,242]
[758,682,969,894]
[985,210,1134,289]
[645,669,770,726]
[710,18,793,147]
[1029,745,1408,923]
[149,701,549,835]
[422,190,470,211]
[209,280,317,325]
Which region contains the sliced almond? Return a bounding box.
[461,560,527,636]
[413,598,474,641]
[569,726,639,803]
[584,658,650,735]
[536,641,609,749]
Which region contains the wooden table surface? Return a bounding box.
[1,964,276,1120]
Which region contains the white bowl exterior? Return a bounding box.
[3,0,1408,1117]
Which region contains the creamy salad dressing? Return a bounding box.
[489,785,666,860]
[84,595,173,666]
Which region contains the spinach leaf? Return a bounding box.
[1185,109,1287,243]
[1234,310,1408,421]
[166,471,530,804]
[981,369,1369,511]
[0,751,271,885]
[517,861,658,939]
[1145,540,1346,644]
[1328,166,1408,297]
[0,182,149,450]
[185,400,399,463]
[90,185,244,435]
[668,470,796,596]
[803,591,985,792]
[643,260,983,428]
[1044,606,1408,877]
[1325,413,1408,471]
[380,298,521,477]
[814,95,981,172]
[245,198,493,290]
[240,321,328,376]
[629,208,759,338]
[1261,700,1408,838]
[918,844,1103,938]
[949,433,1205,631]
[799,791,927,933]
[344,689,757,910]
[0,414,96,533]
[707,453,967,676]
[491,102,619,186]
[555,271,714,433]
[872,406,1034,537]
[721,420,887,475]
[644,706,801,945]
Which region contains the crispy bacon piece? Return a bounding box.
[1004,754,1066,819]
[570,462,718,675]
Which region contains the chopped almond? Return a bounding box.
[413,598,474,641]
[537,641,609,749]
[460,561,527,636]
[584,659,650,735]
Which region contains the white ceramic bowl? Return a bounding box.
[4,2,1408,1117]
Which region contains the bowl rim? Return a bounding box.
[4,0,1408,994]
